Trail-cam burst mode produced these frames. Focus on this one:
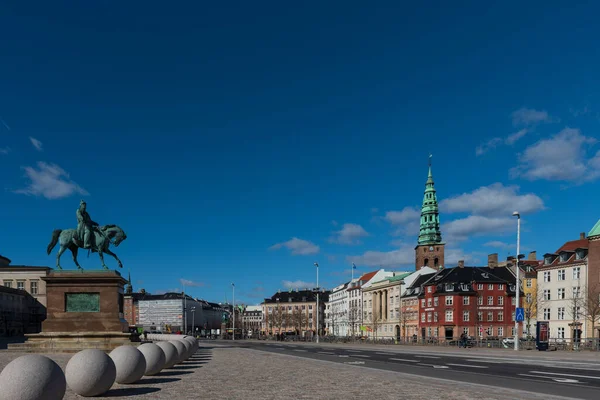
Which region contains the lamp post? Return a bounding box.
[513,211,521,351]
[232,283,235,341]
[314,262,320,343]
[191,307,196,337]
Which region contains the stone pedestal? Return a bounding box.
[11,271,132,353]
[41,270,129,333]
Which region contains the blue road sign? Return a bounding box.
[515,307,525,322]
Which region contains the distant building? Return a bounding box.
[262,288,330,337]
[0,255,52,308]
[241,305,262,337]
[0,285,45,336]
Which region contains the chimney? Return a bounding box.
[581,232,586,240]
[528,251,537,261]
[458,260,464,268]
[487,253,498,268]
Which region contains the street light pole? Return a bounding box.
[513,211,521,351]
[314,262,320,343]
[232,283,235,341]
[191,307,196,337]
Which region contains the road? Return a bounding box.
[230,340,600,399]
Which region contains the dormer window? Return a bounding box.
[576,249,587,260]
[560,253,569,262]
[445,283,453,291]
[460,284,469,291]
[544,254,556,265]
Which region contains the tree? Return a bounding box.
[400,309,410,341]
[523,284,545,338]
[291,308,308,334]
[271,305,285,334]
[568,286,585,349]
[582,283,600,341]
[347,303,360,338]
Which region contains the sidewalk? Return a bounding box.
[250,340,600,363]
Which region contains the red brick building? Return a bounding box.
[417,261,521,340]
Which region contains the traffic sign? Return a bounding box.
[515,307,525,322]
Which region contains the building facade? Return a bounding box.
[417,262,520,340]
[362,273,410,338]
[325,281,350,336]
[0,285,46,336]
[262,289,329,336]
[0,255,52,308]
[241,305,262,337]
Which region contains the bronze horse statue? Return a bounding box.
[47,225,127,270]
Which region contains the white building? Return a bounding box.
[325,281,350,336]
[536,233,589,341]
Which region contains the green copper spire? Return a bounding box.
[418,155,443,245]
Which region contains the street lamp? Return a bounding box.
[191,307,196,338]
[513,211,521,351]
[314,262,320,343]
[232,283,235,341]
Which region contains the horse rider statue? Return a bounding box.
[73,200,100,249]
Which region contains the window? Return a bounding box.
[477,296,483,305]
[421,313,425,322]
[487,296,494,305]
[421,299,425,307]
[477,284,483,290]
[557,307,565,320]
[30,281,38,295]
[543,271,551,283]
[498,327,504,337]
[463,311,469,321]
[511,311,515,321]
[487,312,493,322]
[526,279,532,288]
[433,297,439,307]
[573,307,581,319]
[427,312,432,322]
[526,293,532,304]
[557,327,565,339]
[427,286,432,293]
[463,327,469,335]
[543,308,551,320]
[560,253,569,262]
[511,327,516,336]
[545,256,553,265]
[573,286,581,297]
[497,311,504,321]
[3,280,11,288]
[557,288,565,299]
[433,312,438,322]
[573,267,581,280]
[497,296,504,306]
[16,281,24,290]
[427,298,432,307]
[543,289,551,301]
[511,297,516,305]
[477,311,483,321]
[558,269,566,281]
[445,296,453,306]
[445,283,453,291]
[445,310,453,322]
[498,284,504,290]
[488,284,494,290]
[463,296,469,305]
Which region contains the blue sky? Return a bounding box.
[1,1,599,305]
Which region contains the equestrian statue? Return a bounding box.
[46,200,128,270]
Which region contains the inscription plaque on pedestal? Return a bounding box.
[65,293,100,312]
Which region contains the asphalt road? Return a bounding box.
[231,341,600,399]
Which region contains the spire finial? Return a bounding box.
[429,153,432,167]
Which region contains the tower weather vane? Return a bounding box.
[46,200,128,270]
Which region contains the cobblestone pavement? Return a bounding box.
[0,344,581,399]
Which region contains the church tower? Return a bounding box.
[415,155,445,270]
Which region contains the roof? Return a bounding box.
[557,239,588,252]
[401,272,436,298]
[358,270,379,283]
[0,254,11,265]
[589,219,600,238]
[422,266,515,286]
[371,272,411,285]
[539,237,589,269]
[0,265,52,271]
[263,289,331,304]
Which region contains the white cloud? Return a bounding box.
[475,137,503,156]
[445,248,479,265]
[15,162,89,200]
[510,128,600,182]
[0,147,9,155]
[442,216,514,242]
[389,239,405,247]
[282,280,315,290]
[29,137,43,151]
[439,183,545,217]
[329,223,369,245]
[505,128,529,145]
[269,237,320,255]
[346,244,414,268]
[484,241,514,249]
[384,207,421,236]
[180,278,206,287]
[511,107,554,126]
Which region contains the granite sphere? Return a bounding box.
[109,345,147,384]
[138,343,166,375]
[170,340,187,363]
[156,341,179,368]
[66,349,116,397]
[0,354,66,400]
[179,339,193,359]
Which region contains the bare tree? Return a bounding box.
[271,305,285,334]
[523,284,545,338]
[568,286,585,349]
[291,308,307,334]
[348,304,360,338]
[582,283,600,341]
